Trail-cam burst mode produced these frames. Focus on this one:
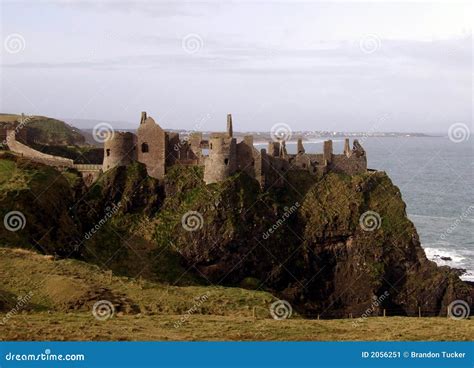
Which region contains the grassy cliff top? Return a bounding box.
[0,113,85,146]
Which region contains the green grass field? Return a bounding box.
[1,314,472,341]
[0,248,472,341]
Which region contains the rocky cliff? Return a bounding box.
[0,153,471,318]
[153,166,472,317]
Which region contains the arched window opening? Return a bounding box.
[106,149,110,157]
[141,142,149,153]
[224,158,229,165]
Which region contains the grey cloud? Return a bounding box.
[52,0,214,17]
[2,37,470,75]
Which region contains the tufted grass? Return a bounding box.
[0,313,472,341]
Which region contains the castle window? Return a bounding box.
[224,158,229,165]
[106,149,110,157]
[210,143,213,149]
[141,142,149,153]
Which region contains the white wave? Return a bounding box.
[422,244,473,281]
[460,271,474,282]
[423,246,466,264]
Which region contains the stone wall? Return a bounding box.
[6,130,74,167]
[73,164,102,186]
[1,124,27,145]
[165,132,180,166]
[136,117,166,179]
[236,136,257,179]
[330,154,367,175]
[6,129,103,186]
[260,152,289,188]
[103,132,136,171]
[329,139,367,175]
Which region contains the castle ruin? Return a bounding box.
[103,112,368,188]
[2,112,367,187]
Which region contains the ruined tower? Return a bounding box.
[136,113,166,179]
[227,114,233,138]
[102,132,136,171]
[203,135,237,184]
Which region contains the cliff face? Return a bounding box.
[0,154,471,317]
[154,166,472,317]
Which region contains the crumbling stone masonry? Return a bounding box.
[2,111,367,188]
[102,112,368,188]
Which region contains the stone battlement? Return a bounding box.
[103,112,368,188]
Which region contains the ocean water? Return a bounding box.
[257,137,474,281]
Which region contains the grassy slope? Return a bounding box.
[0,248,472,341]
[0,113,85,146]
[0,248,275,316]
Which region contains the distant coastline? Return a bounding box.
[79,127,434,147]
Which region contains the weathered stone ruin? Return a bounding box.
[2,111,367,187]
[103,112,368,187]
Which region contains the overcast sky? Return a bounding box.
[0,0,472,132]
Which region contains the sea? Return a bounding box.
[257,137,473,281]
